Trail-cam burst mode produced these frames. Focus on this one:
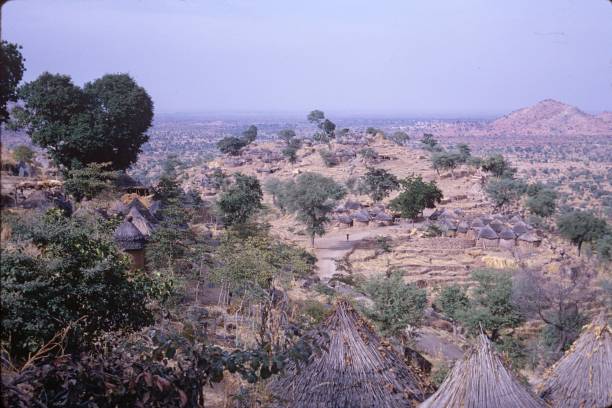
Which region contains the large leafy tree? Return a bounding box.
[360,167,399,203]
[63,162,119,202]
[484,177,527,210]
[1,211,154,360]
[389,175,443,220]
[0,40,25,124]
[283,172,346,246]
[217,124,258,155]
[556,210,609,256]
[525,187,557,217]
[15,72,153,170]
[307,109,335,142]
[481,154,516,178]
[216,173,263,227]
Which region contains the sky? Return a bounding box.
[3,0,612,117]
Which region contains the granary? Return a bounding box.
[438,219,458,237]
[113,216,146,270]
[517,231,541,249]
[126,197,157,223]
[488,219,506,233]
[467,218,485,240]
[352,210,370,226]
[512,221,531,236]
[268,299,428,407]
[477,225,498,248]
[470,218,485,229]
[421,334,545,408]
[344,200,361,210]
[374,211,394,226]
[127,206,155,237]
[334,204,348,213]
[498,227,517,250]
[429,208,444,220]
[335,214,353,228]
[538,313,611,408]
[115,172,150,196]
[108,200,128,216]
[509,214,524,224]
[456,221,469,237]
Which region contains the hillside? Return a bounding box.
[487,99,611,136]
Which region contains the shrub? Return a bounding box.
[319,149,338,167]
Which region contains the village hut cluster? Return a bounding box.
[332,200,397,228]
[429,209,542,251]
[269,299,611,408]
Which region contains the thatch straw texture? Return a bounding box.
[538,314,612,408]
[268,300,427,407]
[421,334,545,408]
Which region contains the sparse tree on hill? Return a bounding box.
[14,73,153,170]
[388,130,409,145]
[456,143,471,162]
[307,109,335,142]
[283,172,346,247]
[278,129,302,164]
[484,177,527,210]
[360,167,399,203]
[431,151,461,176]
[217,173,263,228]
[481,154,516,178]
[217,136,247,156]
[420,133,441,152]
[390,175,443,220]
[525,187,557,217]
[556,210,609,256]
[241,125,258,144]
[278,129,296,144]
[0,40,25,125]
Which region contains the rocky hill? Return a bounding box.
[487,99,611,136]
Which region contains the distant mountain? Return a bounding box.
[487,99,611,136]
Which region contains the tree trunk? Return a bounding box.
[311,234,315,248]
[577,241,582,256]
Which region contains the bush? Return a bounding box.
[319,149,338,167]
[1,212,154,360]
[361,272,427,337]
[430,361,451,388]
[435,284,469,322]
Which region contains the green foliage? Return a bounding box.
[420,133,442,152]
[481,154,516,178]
[264,177,290,213]
[423,224,443,237]
[217,173,263,227]
[388,131,409,145]
[431,361,451,388]
[319,148,338,167]
[63,162,119,202]
[358,147,378,161]
[484,177,527,209]
[217,136,248,156]
[525,188,557,217]
[596,234,612,263]
[12,144,34,163]
[282,172,346,246]
[431,151,461,174]
[456,143,471,162]
[15,73,153,170]
[0,41,25,123]
[307,109,325,124]
[435,284,469,322]
[307,110,335,141]
[360,167,399,203]
[282,145,299,163]
[2,327,317,407]
[556,210,610,255]
[211,231,315,297]
[375,235,393,253]
[460,269,523,341]
[361,272,427,337]
[366,127,380,135]
[278,129,296,144]
[390,175,443,219]
[300,299,331,326]
[1,212,153,360]
[241,125,258,144]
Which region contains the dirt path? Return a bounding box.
[313,226,399,282]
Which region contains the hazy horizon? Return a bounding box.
[3,0,612,117]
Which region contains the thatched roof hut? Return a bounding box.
[470,218,485,229]
[113,216,146,251]
[538,314,612,408]
[517,231,541,249]
[375,212,394,226]
[352,210,370,225]
[268,300,428,407]
[335,214,353,228]
[477,225,498,248]
[512,221,531,235]
[127,197,156,223]
[488,219,506,233]
[345,200,361,210]
[421,334,545,408]
[457,221,469,235]
[499,227,517,250]
[127,206,155,237]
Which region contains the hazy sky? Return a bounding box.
[3,0,612,117]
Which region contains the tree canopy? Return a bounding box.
[307,109,335,142]
[217,124,258,155]
[360,167,399,203]
[63,162,119,202]
[15,72,153,170]
[0,41,25,124]
[216,173,263,227]
[389,175,443,219]
[485,177,527,210]
[481,154,516,178]
[556,210,609,255]
[281,172,346,246]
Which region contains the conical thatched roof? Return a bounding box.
[268,300,428,407]
[457,221,469,233]
[375,212,393,222]
[336,214,353,225]
[470,218,485,229]
[421,334,545,408]
[113,216,146,251]
[127,206,155,237]
[477,225,498,240]
[345,200,361,210]
[517,231,541,243]
[352,210,370,222]
[488,219,506,233]
[126,197,156,223]
[512,221,531,235]
[538,314,611,408]
[499,227,517,240]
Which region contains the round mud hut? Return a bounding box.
[512,221,531,236]
[335,214,354,228]
[113,216,146,270]
[538,313,611,408]
[477,225,498,248]
[352,210,370,227]
[498,228,517,250]
[420,334,545,408]
[268,299,428,407]
[127,206,155,237]
[517,231,541,250]
[375,211,394,226]
[456,221,469,237]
